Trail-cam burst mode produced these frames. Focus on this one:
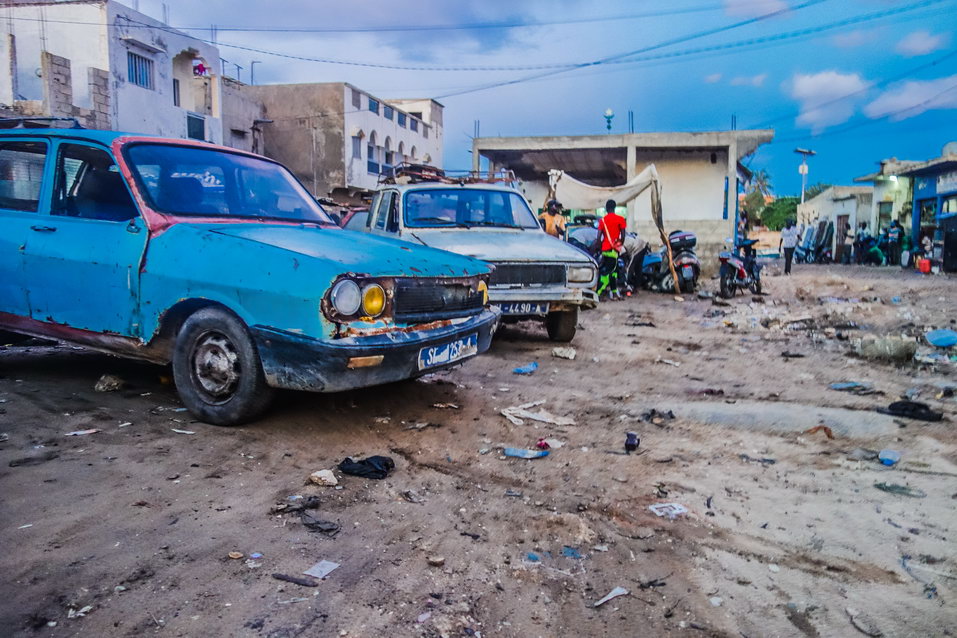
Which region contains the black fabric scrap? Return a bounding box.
[300,511,341,536]
[877,400,943,422]
[337,455,395,479]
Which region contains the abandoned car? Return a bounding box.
[0,130,499,425]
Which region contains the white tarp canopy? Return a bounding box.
[548,164,659,211]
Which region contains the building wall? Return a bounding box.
[220,77,265,154]
[870,177,911,231]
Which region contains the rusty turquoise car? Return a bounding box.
[0,129,498,425]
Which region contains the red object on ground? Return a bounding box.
[918,258,931,274]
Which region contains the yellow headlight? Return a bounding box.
[477,280,489,305]
[361,284,386,317]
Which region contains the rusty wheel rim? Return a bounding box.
[190,331,241,403]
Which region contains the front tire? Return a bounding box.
[172,307,275,426]
[546,308,578,342]
[720,273,736,298]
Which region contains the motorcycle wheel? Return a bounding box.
[680,277,696,294]
[749,279,762,294]
[719,273,736,298]
[659,273,675,293]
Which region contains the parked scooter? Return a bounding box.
[632,230,700,293]
[718,238,763,297]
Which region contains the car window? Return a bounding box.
[0,140,48,212]
[52,143,139,221]
[344,210,369,230]
[374,191,395,230]
[403,189,539,229]
[125,143,333,224]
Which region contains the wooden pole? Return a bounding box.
[651,181,683,301]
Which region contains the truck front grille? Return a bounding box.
[490,263,566,287]
[393,279,484,322]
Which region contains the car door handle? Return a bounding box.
[30,225,57,232]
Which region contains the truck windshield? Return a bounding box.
[125,143,333,224]
[404,188,539,229]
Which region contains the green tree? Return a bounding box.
[750,169,772,197]
[741,189,766,220]
[803,182,831,200]
[760,196,798,231]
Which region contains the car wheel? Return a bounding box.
[546,308,578,342]
[172,307,275,426]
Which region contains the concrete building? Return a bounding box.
[894,143,957,245]
[0,0,224,143]
[796,186,872,261]
[472,130,773,262]
[238,82,443,200]
[854,158,921,237]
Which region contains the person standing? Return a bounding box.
[886,220,902,266]
[855,222,870,264]
[597,199,627,299]
[778,219,802,275]
[842,223,856,264]
[539,199,567,238]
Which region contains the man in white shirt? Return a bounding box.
[778,219,802,275]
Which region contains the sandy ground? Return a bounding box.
[1,263,956,638]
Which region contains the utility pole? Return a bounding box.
[250,61,262,85]
[795,147,816,203]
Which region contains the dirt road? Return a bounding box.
[2,264,955,637]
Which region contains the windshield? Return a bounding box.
[125,144,332,224]
[404,188,539,229]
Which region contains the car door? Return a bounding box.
[0,138,51,318]
[21,140,148,337]
[369,190,399,237]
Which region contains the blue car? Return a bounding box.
[0,129,498,425]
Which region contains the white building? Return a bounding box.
[0,0,224,143]
[796,186,872,260]
[854,158,921,234]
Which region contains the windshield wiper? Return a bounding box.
[462,220,525,229]
[412,216,470,228]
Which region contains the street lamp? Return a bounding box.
[250,60,262,85]
[794,147,816,203]
[603,108,614,133]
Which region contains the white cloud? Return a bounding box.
[831,30,876,49]
[895,30,949,57]
[724,0,789,17]
[864,74,957,120]
[731,73,767,87]
[788,71,867,131]
[704,73,723,84]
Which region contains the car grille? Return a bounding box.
[393,279,485,322]
[490,263,566,287]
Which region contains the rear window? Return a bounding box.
[0,141,47,212]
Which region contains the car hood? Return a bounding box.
[409,228,592,264]
[203,223,490,278]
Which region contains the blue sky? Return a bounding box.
[144,0,957,196]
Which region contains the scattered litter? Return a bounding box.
[847,448,879,462]
[272,573,318,587]
[594,586,629,607]
[17,523,33,529]
[65,429,100,436]
[170,428,195,435]
[891,296,902,304]
[625,431,640,454]
[303,559,340,579]
[271,495,320,514]
[648,503,688,519]
[504,489,523,497]
[405,421,442,431]
[551,347,577,360]
[503,447,549,459]
[337,456,394,479]
[250,552,263,559]
[709,596,723,607]
[417,611,432,623]
[0,433,7,442]
[878,449,901,467]
[877,400,942,422]
[901,554,939,599]
[845,607,883,637]
[739,454,776,465]
[94,374,124,392]
[829,381,879,396]
[117,422,132,428]
[427,556,446,567]
[300,512,341,536]
[512,362,539,375]
[804,425,835,439]
[501,400,575,426]
[525,552,541,563]
[593,544,609,552]
[8,450,58,467]
[431,403,459,409]
[874,482,926,498]
[697,291,713,300]
[401,489,425,504]
[655,357,681,367]
[857,336,917,363]
[781,351,805,358]
[538,437,564,449]
[641,409,675,426]
[309,469,339,486]
[768,564,781,573]
[228,551,243,560]
[926,328,957,348]
[561,546,583,559]
[67,605,93,619]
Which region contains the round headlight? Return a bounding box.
[477,280,489,305]
[330,279,361,316]
[361,283,386,317]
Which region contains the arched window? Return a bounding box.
[384,136,394,168]
[397,141,405,164]
[367,131,379,173]
[410,146,417,161]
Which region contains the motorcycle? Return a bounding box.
[632,230,700,294]
[718,238,763,298]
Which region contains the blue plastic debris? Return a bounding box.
[503,447,549,459]
[250,552,263,560]
[891,296,902,304]
[561,546,583,559]
[878,449,901,466]
[829,381,874,392]
[526,552,541,562]
[513,362,539,375]
[926,329,957,349]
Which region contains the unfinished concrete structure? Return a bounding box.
[473,130,774,261]
[0,0,223,143]
[239,82,443,200]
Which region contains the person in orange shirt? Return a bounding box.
[539,199,567,238]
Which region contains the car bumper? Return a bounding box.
[489,286,598,312]
[251,308,501,392]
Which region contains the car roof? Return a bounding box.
[0,128,131,144]
[386,182,523,194]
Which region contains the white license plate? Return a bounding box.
[497,302,550,315]
[417,333,478,370]
[682,265,694,278]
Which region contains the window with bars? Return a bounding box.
[410,119,418,132]
[352,136,362,159]
[127,51,154,89]
[383,105,394,120]
[368,98,379,114]
[397,112,406,127]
